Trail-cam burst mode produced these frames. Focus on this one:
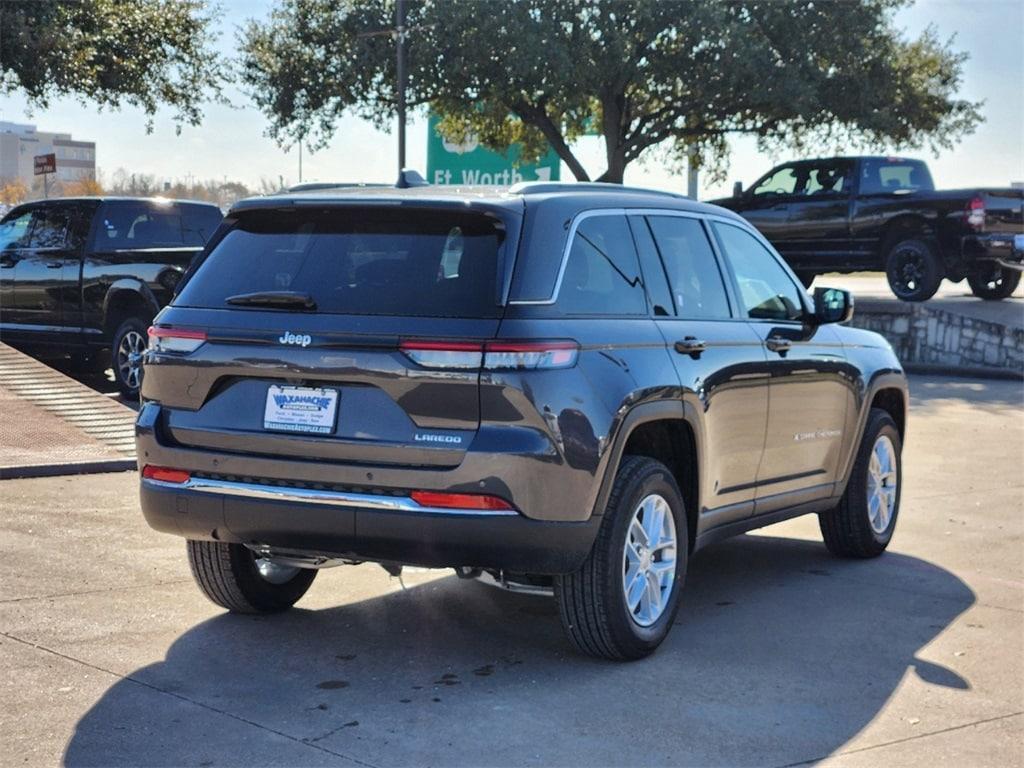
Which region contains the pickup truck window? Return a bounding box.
[0,210,33,250]
[860,158,934,194]
[713,222,804,322]
[803,163,852,195]
[28,208,69,249]
[95,202,219,250]
[751,166,799,197]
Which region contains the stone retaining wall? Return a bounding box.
[850,300,1024,374]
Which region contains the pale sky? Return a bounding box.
[1,0,1021,198]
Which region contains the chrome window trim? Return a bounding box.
[507,206,767,307]
[509,208,627,305]
[142,476,520,517]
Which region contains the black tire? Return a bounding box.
[819,409,902,558]
[555,456,688,661]
[110,316,150,398]
[885,238,944,302]
[186,540,317,613]
[967,267,1021,300]
[795,271,817,289]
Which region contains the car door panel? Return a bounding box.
[631,213,770,526]
[710,219,854,515]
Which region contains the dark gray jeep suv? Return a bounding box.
[137,181,908,660]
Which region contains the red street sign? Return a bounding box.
[34,153,56,175]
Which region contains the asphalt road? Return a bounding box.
[1,375,1021,767]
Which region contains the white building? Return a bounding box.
[0,121,96,189]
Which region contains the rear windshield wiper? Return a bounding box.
[225,291,317,310]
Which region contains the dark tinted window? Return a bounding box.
[555,214,645,316]
[28,208,69,249]
[647,216,731,319]
[627,216,674,316]
[0,209,33,250]
[176,208,505,318]
[181,204,222,246]
[860,159,934,194]
[713,223,804,321]
[96,202,185,248]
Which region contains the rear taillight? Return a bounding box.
[410,490,514,511]
[142,465,191,484]
[400,340,579,371]
[399,340,484,369]
[966,196,986,230]
[148,326,207,354]
[484,341,578,370]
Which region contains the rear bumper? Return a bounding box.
[962,233,1024,272]
[140,475,599,574]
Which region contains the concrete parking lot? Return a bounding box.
[1,375,1021,767]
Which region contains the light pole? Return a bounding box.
[396,0,407,174]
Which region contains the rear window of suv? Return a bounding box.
[175,207,506,318]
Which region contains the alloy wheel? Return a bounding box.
[622,493,678,627]
[867,435,899,534]
[116,330,147,390]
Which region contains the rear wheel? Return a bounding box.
[885,238,943,302]
[111,316,150,398]
[819,409,902,558]
[555,456,688,660]
[967,267,1021,300]
[186,540,317,613]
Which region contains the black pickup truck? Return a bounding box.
[0,197,223,395]
[712,156,1024,301]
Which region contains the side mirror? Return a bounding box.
[812,287,854,324]
[732,181,743,198]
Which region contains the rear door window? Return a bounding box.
[175,207,506,318]
[555,214,646,316]
[646,216,731,319]
[96,202,185,248]
[860,159,934,194]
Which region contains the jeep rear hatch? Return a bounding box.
[145,205,517,467]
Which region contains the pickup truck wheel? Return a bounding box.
[186,540,317,613]
[111,317,149,398]
[885,238,943,302]
[819,409,902,558]
[967,267,1021,300]
[555,456,688,660]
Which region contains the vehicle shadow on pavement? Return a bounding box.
[64,535,974,767]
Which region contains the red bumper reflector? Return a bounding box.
[410,490,513,511]
[142,465,192,484]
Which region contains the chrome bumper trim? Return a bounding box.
[142,477,519,517]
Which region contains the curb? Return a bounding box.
[0,459,137,481]
[902,362,1024,381]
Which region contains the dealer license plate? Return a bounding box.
[263,385,338,434]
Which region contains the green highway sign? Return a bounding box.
[426,115,560,185]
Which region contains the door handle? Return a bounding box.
[45,261,63,269]
[766,336,792,355]
[674,337,707,359]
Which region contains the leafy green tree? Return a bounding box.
[240,0,981,183]
[0,0,224,129]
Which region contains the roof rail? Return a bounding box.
[396,169,429,189]
[508,181,688,199]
